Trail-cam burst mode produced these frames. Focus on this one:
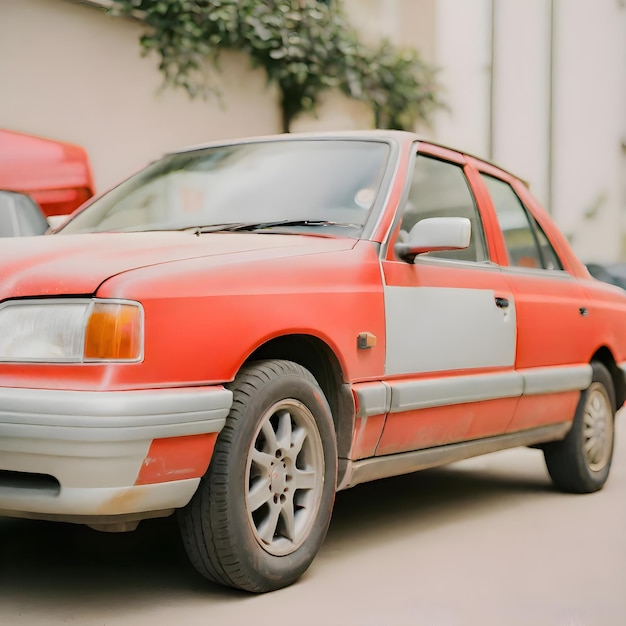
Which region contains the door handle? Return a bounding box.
[495,297,509,309]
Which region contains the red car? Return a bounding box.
[0,128,95,217]
[0,131,623,592]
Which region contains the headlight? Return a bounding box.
[0,299,144,362]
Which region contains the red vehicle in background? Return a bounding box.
[0,128,95,217]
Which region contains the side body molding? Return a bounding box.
[353,364,592,418]
[348,363,593,481]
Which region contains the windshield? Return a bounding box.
[59,139,391,236]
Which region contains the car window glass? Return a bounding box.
[59,140,390,236]
[529,212,562,270]
[400,155,488,262]
[481,174,563,270]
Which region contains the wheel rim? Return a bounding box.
[583,382,614,472]
[245,399,325,556]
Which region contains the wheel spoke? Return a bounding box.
[247,477,272,513]
[290,426,307,457]
[584,438,597,459]
[583,426,595,441]
[251,448,275,473]
[256,498,282,544]
[590,395,602,414]
[260,419,279,455]
[275,409,293,450]
[280,496,296,541]
[292,466,317,491]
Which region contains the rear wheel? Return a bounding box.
[178,359,337,592]
[543,361,615,493]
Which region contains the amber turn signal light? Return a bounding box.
[84,302,143,361]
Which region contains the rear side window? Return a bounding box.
[400,155,488,262]
[481,174,563,270]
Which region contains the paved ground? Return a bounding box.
[1,413,625,626]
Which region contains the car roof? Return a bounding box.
[165,130,526,184]
[167,129,414,154]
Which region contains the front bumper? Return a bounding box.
[0,386,232,524]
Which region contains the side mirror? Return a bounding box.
[0,189,49,237]
[394,217,471,264]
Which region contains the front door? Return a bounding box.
[376,148,521,456]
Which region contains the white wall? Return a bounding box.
[551,0,626,262]
[431,0,492,156]
[491,0,551,208]
[431,0,626,262]
[432,0,551,200]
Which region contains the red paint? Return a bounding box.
[135,433,217,485]
[504,274,590,369]
[0,128,94,216]
[350,414,386,459]
[376,397,519,456]
[506,392,580,433]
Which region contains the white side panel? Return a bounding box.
[521,364,592,396]
[390,371,523,411]
[384,286,516,376]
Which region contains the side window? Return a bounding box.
[400,155,488,262]
[481,174,563,270]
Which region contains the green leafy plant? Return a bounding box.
[108,0,443,132]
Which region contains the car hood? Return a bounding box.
[0,231,356,299]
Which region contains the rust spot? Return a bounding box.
[96,486,145,515]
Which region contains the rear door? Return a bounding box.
[376,144,521,456]
[473,164,592,433]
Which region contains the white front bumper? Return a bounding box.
[0,385,232,522]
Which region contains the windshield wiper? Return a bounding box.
[193,220,361,234]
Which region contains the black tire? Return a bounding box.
[543,361,616,493]
[178,359,337,592]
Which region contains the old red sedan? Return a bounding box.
[0,131,623,592]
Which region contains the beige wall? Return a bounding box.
[0,0,389,193]
[343,0,436,62]
[0,0,433,192]
[1,0,283,192]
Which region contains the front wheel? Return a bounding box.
[543,361,616,493]
[178,359,337,592]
